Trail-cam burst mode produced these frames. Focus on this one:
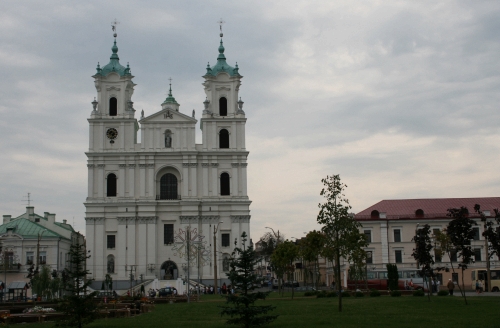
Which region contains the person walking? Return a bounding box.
[475,280,480,294]
[447,279,454,296]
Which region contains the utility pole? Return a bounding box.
[213,221,223,294]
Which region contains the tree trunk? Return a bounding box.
[337,252,342,312]
[461,268,468,305]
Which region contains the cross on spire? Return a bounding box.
[217,18,225,37]
[111,19,120,38]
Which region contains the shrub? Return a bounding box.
[341,291,351,297]
[355,291,364,297]
[327,292,337,298]
[413,290,425,297]
[304,292,314,297]
[390,290,401,297]
[370,289,381,297]
[316,291,327,298]
[437,290,449,296]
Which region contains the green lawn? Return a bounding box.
[35,294,500,328]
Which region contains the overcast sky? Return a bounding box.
[1,1,500,241]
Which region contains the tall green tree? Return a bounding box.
[484,209,500,273]
[412,224,434,301]
[317,174,367,312]
[57,237,97,328]
[31,265,52,299]
[447,207,477,305]
[271,240,299,298]
[300,231,325,289]
[220,232,277,328]
[386,264,399,291]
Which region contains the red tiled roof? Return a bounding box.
[355,197,500,221]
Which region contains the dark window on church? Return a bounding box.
[107,235,116,249]
[220,173,230,195]
[219,97,227,116]
[219,129,229,148]
[164,224,174,244]
[222,233,230,247]
[109,97,117,116]
[160,173,178,200]
[107,173,117,197]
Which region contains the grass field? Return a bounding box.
[36,293,500,328]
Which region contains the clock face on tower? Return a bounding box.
[106,128,118,140]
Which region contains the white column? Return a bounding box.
[183,163,189,197]
[381,221,389,264]
[97,164,105,198]
[212,123,217,150]
[138,220,147,278]
[202,163,209,196]
[231,122,236,149]
[190,162,197,197]
[148,164,155,198]
[212,163,218,196]
[128,164,135,198]
[202,122,208,150]
[87,164,94,198]
[241,122,246,150]
[127,220,136,269]
[118,219,127,278]
[95,219,105,278]
[241,163,248,196]
[120,122,125,150]
[119,164,126,198]
[231,164,238,196]
[139,164,146,198]
[147,218,156,278]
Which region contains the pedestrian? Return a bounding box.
[478,280,483,293]
[447,279,454,296]
[475,280,480,294]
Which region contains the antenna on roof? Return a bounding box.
[22,193,33,206]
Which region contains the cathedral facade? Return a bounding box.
[85,34,251,284]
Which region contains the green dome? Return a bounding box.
[95,39,131,77]
[205,39,240,77]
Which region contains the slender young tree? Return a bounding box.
[447,207,477,305]
[317,174,367,312]
[300,231,325,290]
[412,224,434,301]
[483,209,500,272]
[220,232,278,328]
[386,264,399,292]
[271,240,299,298]
[57,237,98,328]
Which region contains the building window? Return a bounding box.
[109,97,117,116]
[450,249,458,262]
[107,173,117,197]
[395,250,402,263]
[26,252,34,265]
[394,229,401,242]
[107,235,116,249]
[415,209,424,218]
[164,224,174,244]
[219,97,227,116]
[39,251,46,265]
[164,130,172,148]
[435,249,442,263]
[221,233,230,247]
[364,230,372,243]
[219,129,229,149]
[474,248,482,262]
[107,255,115,274]
[220,173,230,196]
[472,227,480,241]
[160,173,178,200]
[366,251,373,264]
[370,210,379,219]
[222,254,230,272]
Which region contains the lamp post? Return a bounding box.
[213,221,223,294]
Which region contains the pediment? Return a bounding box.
[140,108,197,124]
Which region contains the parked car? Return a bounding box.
[284,281,300,288]
[158,287,175,297]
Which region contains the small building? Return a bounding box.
[354,197,500,291]
[0,206,83,296]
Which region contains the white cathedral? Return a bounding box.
[85,32,251,286]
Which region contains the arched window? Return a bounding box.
[107,255,115,274]
[160,173,178,200]
[370,210,379,219]
[219,129,229,149]
[109,97,117,116]
[107,173,117,197]
[165,130,172,148]
[415,209,424,218]
[219,97,227,116]
[220,172,230,196]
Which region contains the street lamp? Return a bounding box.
[213,221,223,294]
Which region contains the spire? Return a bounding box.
[203,20,240,78]
[162,78,179,105]
[96,21,130,77]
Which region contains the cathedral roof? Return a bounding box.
[204,39,240,77]
[94,39,131,77]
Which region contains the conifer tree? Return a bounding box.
[57,236,97,328]
[220,232,278,327]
